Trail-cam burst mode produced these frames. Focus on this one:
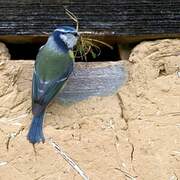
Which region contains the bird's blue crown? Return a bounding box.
[54,26,77,34]
[52,25,79,51]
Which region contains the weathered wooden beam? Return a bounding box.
[0,0,179,43]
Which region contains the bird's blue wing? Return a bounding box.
[32,61,73,115]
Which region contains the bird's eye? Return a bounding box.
[73,32,78,36]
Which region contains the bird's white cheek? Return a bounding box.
[60,34,67,42]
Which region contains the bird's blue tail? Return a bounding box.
[27,112,45,144]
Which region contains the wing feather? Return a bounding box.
[32,46,74,115]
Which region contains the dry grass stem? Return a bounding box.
[0,113,28,124]
[6,126,25,150]
[115,168,138,180]
[48,139,89,180]
[0,161,8,166]
[64,8,113,61]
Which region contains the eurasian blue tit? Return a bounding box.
[27,26,79,144]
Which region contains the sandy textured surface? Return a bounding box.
[0,39,179,180]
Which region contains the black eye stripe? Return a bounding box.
[60,31,78,36]
[73,32,78,36]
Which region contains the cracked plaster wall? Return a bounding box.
[0,39,179,180]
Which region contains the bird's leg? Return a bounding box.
[32,144,37,156]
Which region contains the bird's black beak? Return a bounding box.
[74,32,79,37]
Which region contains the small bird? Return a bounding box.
[27,26,79,144]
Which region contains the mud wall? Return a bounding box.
[0,39,179,180]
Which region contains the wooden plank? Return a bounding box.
[0,0,179,41]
